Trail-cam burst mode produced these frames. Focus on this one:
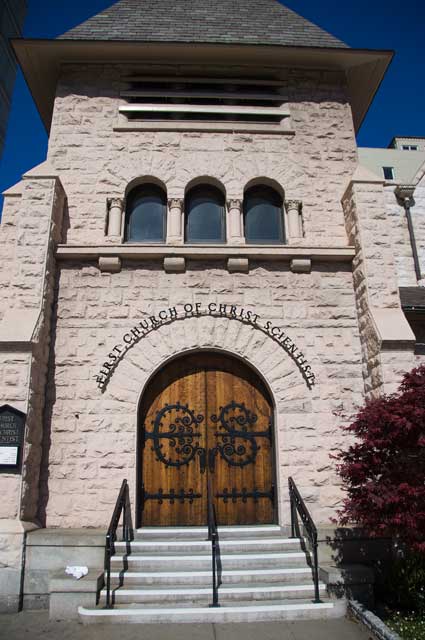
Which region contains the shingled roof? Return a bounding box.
[58,0,347,49]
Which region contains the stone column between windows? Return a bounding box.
[227,199,244,245]
[167,198,184,245]
[285,199,303,240]
[107,197,124,238]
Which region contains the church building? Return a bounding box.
[0,0,423,623]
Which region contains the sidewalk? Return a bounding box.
[1,610,374,640]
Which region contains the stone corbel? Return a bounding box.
[285,200,303,241]
[227,199,244,245]
[98,256,122,273]
[167,198,184,245]
[107,197,124,238]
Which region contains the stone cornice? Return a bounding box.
[56,244,355,263]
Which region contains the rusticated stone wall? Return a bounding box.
[342,176,417,398]
[0,175,65,611]
[46,65,357,247]
[342,180,383,396]
[41,260,365,528]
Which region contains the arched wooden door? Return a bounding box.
[138,353,275,526]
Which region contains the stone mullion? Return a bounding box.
[167,198,184,245]
[107,197,124,239]
[285,199,303,241]
[227,199,244,245]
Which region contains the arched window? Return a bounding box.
[185,185,225,243]
[125,184,166,243]
[243,185,284,244]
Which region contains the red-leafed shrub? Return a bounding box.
[335,364,425,554]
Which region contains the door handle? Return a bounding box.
[198,447,207,474]
[208,447,217,473]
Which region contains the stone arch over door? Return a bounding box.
[107,314,314,527]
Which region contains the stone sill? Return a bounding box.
[113,122,296,135]
[56,244,355,262]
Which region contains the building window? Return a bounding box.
[125,184,166,242]
[402,145,418,151]
[382,166,395,180]
[243,185,285,244]
[185,185,226,243]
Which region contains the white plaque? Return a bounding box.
[0,447,18,465]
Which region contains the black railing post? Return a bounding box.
[211,532,219,607]
[207,478,221,607]
[105,533,112,609]
[104,479,133,610]
[312,532,320,603]
[289,480,296,538]
[288,476,321,604]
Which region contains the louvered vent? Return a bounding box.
[118,76,290,130]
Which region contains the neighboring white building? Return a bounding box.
[359,141,425,183]
[0,0,423,624]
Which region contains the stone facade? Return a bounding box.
[41,260,364,529]
[0,17,424,615]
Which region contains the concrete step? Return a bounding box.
[134,525,288,540]
[79,598,340,624]
[110,551,307,571]
[114,537,302,554]
[99,582,327,605]
[107,566,314,586]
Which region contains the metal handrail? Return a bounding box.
[288,476,321,603]
[104,479,133,608]
[207,478,222,607]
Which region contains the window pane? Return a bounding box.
[382,166,394,180]
[185,187,225,243]
[244,187,283,244]
[126,186,165,242]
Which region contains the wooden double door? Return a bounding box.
[138,353,275,526]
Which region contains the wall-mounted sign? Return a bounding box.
[0,405,25,473]
[95,302,316,392]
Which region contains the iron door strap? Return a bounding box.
[216,487,274,503]
[143,488,202,504]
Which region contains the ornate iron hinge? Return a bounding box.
[144,402,204,468]
[210,401,272,469]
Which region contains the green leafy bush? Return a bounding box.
[382,551,425,613]
[387,611,425,640]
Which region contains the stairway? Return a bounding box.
[78,525,343,624]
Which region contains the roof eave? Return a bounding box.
[12,38,393,134]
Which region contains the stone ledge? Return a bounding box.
[49,569,103,594]
[49,569,103,621]
[348,600,402,640]
[56,244,355,263]
[0,308,40,344]
[113,122,296,135]
[27,528,106,547]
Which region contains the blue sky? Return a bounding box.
[0,0,424,214]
